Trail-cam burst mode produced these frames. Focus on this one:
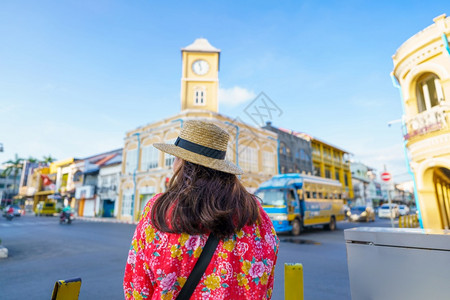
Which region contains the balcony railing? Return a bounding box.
[404,105,449,139]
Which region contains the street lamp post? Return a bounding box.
[387,187,395,228]
[132,132,141,221]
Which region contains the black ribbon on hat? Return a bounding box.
[174,137,226,160]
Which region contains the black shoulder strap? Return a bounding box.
[176,234,220,300]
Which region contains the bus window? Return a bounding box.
[306,191,311,199]
[255,189,286,206]
[287,190,295,202]
[318,192,323,199]
[312,192,317,198]
[323,192,328,199]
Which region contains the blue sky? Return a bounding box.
[1,1,449,181]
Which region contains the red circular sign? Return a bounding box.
[381,172,391,182]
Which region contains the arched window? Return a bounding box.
[416,73,444,113]
[73,170,83,182]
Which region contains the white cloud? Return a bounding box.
[219,86,256,107]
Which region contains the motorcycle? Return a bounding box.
[59,211,74,224]
[4,208,14,221]
[5,212,14,221]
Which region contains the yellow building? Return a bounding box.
[118,38,278,221]
[18,165,54,211]
[294,132,353,199]
[308,136,353,199]
[392,14,450,229]
[50,158,76,194]
[19,158,80,211]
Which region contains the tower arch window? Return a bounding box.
[416,73,444,113]
[194,87,206,106]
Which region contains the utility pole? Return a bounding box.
[381,165,394,228]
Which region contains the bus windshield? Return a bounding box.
[255,189,286,206]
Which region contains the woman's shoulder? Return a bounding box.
[254,197,274,227]
[236,197,276,238]
[141,193,163,219]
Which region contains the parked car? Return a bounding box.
[343,204,351,219]
[398,205,410,216]
[347,206,375,222]
[2,205,23,217]
[378,204,399,219]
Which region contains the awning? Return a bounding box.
[34,190,55,196]
[48,193,63,200]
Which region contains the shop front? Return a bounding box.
[75,185,96,217]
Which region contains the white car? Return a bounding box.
[398,205,410,216]
[378,204,399,219]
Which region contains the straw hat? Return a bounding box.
[153,120,243,175]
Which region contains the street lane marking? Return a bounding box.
[0,221,58,227]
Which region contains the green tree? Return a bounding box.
[42,155,57,164]
[27,156,39,163]
[2,154,24,192]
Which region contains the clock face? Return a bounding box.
[192,59,210,75]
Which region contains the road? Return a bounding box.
[272,218,393,299]
[0,214,394,299]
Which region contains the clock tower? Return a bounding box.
[181,38,220,112]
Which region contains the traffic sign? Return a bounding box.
[381,172,392,182]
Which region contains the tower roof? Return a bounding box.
[182,38,220,53]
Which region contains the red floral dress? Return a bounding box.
[123,194,279,300]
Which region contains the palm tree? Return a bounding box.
[27,156,39,163]
[42,155,57,164]
[2,154,24,193]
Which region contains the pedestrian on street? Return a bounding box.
[123,120,279,300]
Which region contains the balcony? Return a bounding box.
[404,105,449,140]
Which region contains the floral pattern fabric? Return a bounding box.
[124,194,279,300]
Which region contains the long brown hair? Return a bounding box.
[151,159,260,239]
